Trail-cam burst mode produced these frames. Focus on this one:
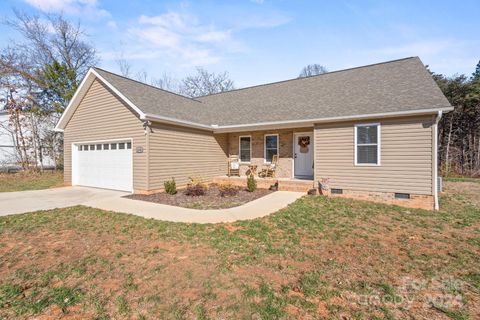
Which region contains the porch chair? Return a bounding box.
[259,154,278,178]
[227,155,240,177]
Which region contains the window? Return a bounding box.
[264,134,278,163]
[331,188,343,194]
[96,144,102,150]
[395,193,410,199]
[355,124,380,165]
[103,144,109,150]
[239,136,251,162]
[83,145,89,151]
[119,143,125,149]
[78,145,82,151]
[127,142,132,149]
[89,145,95,150]
[111,143,117,150]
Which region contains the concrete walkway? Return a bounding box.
[0,187,304,223]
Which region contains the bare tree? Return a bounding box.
[151,72,180,93]
[135,69,148,83]
[116,58,132,77]
[2,11,97,90]
[298,64,328,78]
[180,67,234,98]
[0,11,98,170]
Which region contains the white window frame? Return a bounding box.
[238,135,252,163]
[354,123,381,166]
[264,134,279,164]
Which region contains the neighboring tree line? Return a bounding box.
[432,62,480,177]
[0,11,97,170]
[116,59,235,98]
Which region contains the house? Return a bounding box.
[0,109,56,171]
[54,57,453,210]
[0,110,16,169]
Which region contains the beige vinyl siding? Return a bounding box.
[63,79,147,190]
[314,116,434,195]
[148,122,228,189]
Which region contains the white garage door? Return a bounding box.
[72,140,133,192]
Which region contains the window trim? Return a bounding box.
[264,134,279,164]
[354,123,381,166]
[238,135,252,163]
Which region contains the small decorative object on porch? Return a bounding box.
[298,136,310,153]
[319,178,331,196]
[307,188,317,196]
[269,181,279,191]
[246,164,258,177]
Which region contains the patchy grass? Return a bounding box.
[0,171,63,192]
[443,176,480,184]
[0,182,479,319]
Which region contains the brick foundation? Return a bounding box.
[212,176,314,192]
[329,189,434,210]
[137,178,434,211]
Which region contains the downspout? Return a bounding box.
[434,110,443,210]
[143,120,151,192]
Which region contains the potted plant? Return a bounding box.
[319,178,331,196]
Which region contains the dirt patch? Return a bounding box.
[125,183,273,209]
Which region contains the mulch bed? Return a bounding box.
[125,184,273,209]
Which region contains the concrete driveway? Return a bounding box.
[0,187,128,216]
[0,187,304,223]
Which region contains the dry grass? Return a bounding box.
[0,171,64,192]
[0,181,479,319]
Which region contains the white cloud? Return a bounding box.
[127,12,236,66]
[106,20,117,29]
[23,0,110,17]
[195,31,230,43]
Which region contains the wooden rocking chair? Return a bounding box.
[259,155,278,178]
[227,155,240,177]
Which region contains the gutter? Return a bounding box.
[141,113,214,131]
[434,110,443,210]
[211,107,454,133]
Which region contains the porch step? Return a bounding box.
[212,176,315,193]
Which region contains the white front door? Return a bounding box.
[294,133,314,178]
[72,140,133,192]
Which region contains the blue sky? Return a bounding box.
[0,0,478,88]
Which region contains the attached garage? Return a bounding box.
[72,140,133,192]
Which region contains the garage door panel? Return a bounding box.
[72,141,133,192]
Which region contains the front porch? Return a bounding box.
[224,128,315,179]
[213,176,315,193]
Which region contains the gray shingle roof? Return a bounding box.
[93,68,207,124]
[94,57,451,127]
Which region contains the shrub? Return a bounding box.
[164,178,177,195]
[247,175,257,192]
[185,177,207,196]
[218,183,239,197]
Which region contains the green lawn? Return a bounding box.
[0,171,64,192]
[0,181,479,319]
